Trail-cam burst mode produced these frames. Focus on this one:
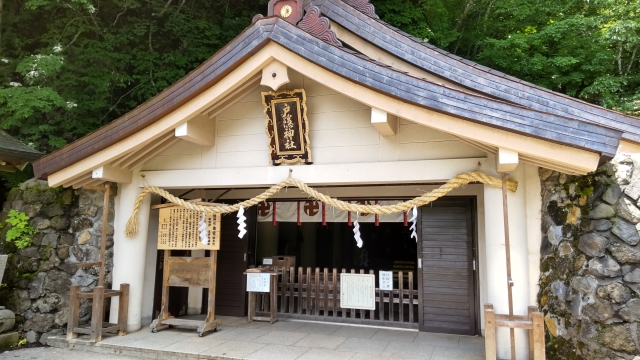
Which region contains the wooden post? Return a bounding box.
[408,272,414,323]
[282,266,288,313]
[289,267,295,314]
[314,268,320,316]
[89,286,105,342]
[532,312,546,360]
[98,182,110,287]
[485,304,496,360]
[332,268,337,317]
[502,173,516,360]
[323,268,329,317]
[160,250,171,319]
[341,269,346,318]
[118,284,129,335]
[270,274,278,323]
[306,267,311,314]
[297,267,303,314]
[528,306,537,359]
[67,285,80,340]
[399,271,404,323]
[350,269,355,319]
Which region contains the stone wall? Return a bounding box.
[0,180,115,345]
[540,155,640,359]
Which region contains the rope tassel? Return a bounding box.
[237,206,247,239]
[125,171,517,238]
[353,213,363,248]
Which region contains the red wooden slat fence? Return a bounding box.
[252,267,419,329]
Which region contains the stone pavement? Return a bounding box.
[44,316,484,360]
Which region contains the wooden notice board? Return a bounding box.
[158,207,221,250]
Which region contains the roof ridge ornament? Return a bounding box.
[298,6,343,47]
[343,0,379,19]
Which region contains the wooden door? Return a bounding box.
[214,207,257,316]
[418,197,478,335]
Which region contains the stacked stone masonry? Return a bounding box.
[0,180,115,345]
[540,154,640,359]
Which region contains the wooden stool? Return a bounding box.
[66,284,129,342]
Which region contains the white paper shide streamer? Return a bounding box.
[409,206,418,242]
[237,206,247,239]
[199,213,209,245]
[353,213,363,248]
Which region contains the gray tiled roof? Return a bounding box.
[0,130,42,164]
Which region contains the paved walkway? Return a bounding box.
[45,316,484,360]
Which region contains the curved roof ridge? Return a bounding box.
[33,16,621,178]
[313,0,640,142]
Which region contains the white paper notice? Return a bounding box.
[246,273,271,293]
[379,271,393,290]
[340,273,375,310]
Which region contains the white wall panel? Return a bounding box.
[142,73,486,171]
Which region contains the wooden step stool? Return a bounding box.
[67,284,129,342]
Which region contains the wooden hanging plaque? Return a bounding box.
[157,207,221,250]
[262,89,312,165]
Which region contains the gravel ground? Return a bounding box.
[0,347,140,359]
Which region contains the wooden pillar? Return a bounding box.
[484,304,496,360]
[66,285,80,340]
[502,174,516,360]
[532,311,546,360]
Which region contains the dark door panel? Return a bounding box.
[418,197,478,336]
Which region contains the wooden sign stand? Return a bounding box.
[150,202,222,336]
[150,250,221,336]
[245,272,278,324]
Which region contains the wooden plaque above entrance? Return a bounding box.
[262,89,312,165]
[157,207,221,250]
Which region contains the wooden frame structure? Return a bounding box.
[67,182,129,342]
[484,304,545,360]
[483,174,546,359]
[251,267,419,329]
[246,272,278,324]
[150,250,221,336]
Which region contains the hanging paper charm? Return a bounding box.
[353,213,363,248]
[409,206,418,242]
[199,213,209,245]
[237,206,247,239]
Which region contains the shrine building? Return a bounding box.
[32,0,640,358]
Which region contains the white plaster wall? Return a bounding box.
[141,195,160,326]
[109,169,152,331]
[482,157,536,359]
[141,70,484,171]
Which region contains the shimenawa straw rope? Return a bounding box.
[125,171,517,238]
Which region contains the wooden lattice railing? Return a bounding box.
[251,267,419,329]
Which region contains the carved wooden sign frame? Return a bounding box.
[262,89,312,165]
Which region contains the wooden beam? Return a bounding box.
[205,74,262,119]
[64,173,92,188]
[497,148,519,173]
[92,165,132,184]
[0,164,16,173]
[125,137,180,170]
[371,108,398,137]
[175,114,215,146]
[120,133,175,169]
[113,132,174,168]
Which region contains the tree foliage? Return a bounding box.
[0,0,267,155]
[0,0,637,162]
[372,0,640,116]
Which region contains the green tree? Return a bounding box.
[372,0,640,116]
